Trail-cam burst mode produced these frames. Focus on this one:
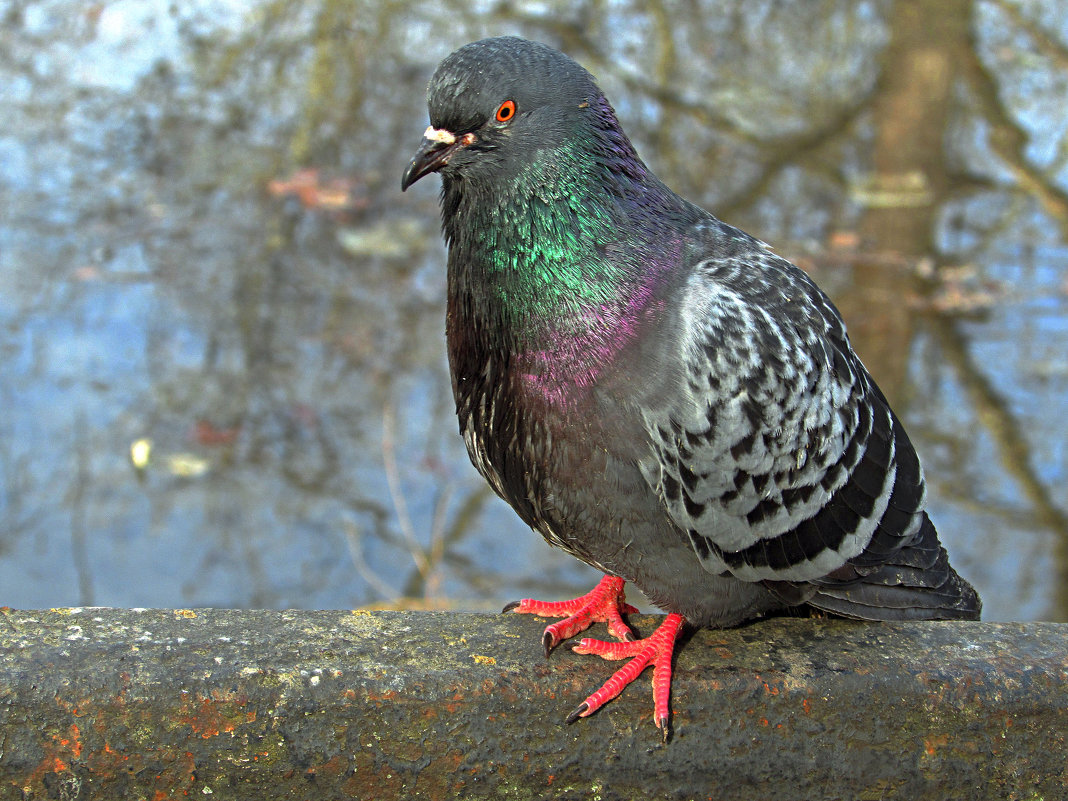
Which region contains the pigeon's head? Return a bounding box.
[401,37,607,192]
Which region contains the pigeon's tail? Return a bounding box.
[802,513,982,621]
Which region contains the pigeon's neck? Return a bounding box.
[443,113,692,400]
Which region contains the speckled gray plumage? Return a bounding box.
[635,219,979,621]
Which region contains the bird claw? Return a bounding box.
[564,701,589,725]
[542,629,556,658]
[505,575,635,655]
[505,577,681,736]
[568,613,684,735]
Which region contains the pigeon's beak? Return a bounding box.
[401,127,474,191]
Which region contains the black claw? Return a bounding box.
[542,630,556,658]
[623,630,636,642]
[565,702,589,725]
[502,600,521,614]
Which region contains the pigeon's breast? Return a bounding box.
[447,298,671,565]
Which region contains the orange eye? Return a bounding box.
[495,100,516,122]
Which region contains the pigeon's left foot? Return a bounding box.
[568,612,684,740]
[503,574,638,657]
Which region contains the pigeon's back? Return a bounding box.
[638,217,981,622]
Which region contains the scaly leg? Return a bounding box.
[505,575,684,738]
[568,612,684,740]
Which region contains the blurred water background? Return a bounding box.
[1,0,1066,621]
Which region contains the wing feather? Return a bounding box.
[642,224,918,584]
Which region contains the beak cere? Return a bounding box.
[401,127,475,191]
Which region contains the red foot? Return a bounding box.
[569,612,684,739]
[503,575,638,656]
[505,577,684,738]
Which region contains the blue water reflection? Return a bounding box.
[1,0,1065,621]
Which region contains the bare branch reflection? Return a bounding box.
[0,0,1064,619]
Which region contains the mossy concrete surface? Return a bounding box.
[0,608,1065,800]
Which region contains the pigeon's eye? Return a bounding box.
[495,100,516,123]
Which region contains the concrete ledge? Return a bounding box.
[0,609,1065,799]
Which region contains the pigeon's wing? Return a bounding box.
[640,223,933,592]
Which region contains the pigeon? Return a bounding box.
[401,36,981,739]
